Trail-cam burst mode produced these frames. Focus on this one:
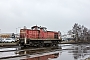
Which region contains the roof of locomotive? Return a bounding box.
[20,29,39,31]
[20,25,58,33]
[47,31,58,33]
[31,25,40,29]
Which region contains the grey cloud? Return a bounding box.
[0,0,90,34]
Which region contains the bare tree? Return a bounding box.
[72,23,80,42]
[69,23,90,43]
[68,30,72,35]
[87,30,90,41]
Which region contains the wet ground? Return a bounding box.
[0,44,90,60]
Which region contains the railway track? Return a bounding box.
[0,44,73,52]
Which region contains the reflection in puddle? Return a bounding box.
[71,44,90,60]
[0,48,17,51]
[0,51,17,58]
[15,47,61,55]
[1,44,90,60]
[15,48,60,60]
[20,52,59,60]
[61,44,90,60]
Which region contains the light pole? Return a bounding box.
[16,27,21,34]
[16,28,17,34]
[0,29,1,38]
[0,29,1,34]
[16,27,21,40]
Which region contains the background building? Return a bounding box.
[0,33,15,38]
[61,34,74,41]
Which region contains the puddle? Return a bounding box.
[1,44,90,60]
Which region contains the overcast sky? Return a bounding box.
[0,0,90,34]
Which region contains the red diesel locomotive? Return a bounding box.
[19,25,61,47]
